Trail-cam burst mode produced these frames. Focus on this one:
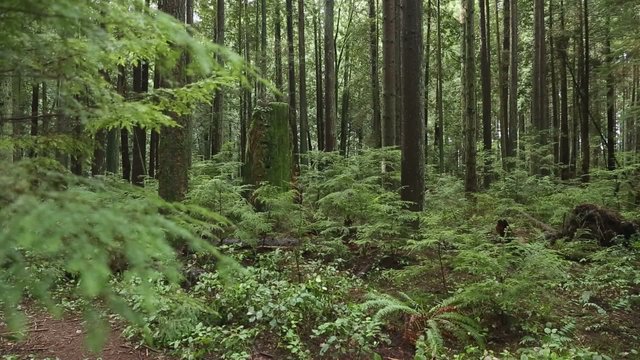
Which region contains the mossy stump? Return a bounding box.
[244,102,292,190]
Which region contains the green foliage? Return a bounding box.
[120,251,383,359]
[301,149,412,249]
[0,159,227,349]
[362,292,484,359]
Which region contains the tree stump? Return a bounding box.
[243,102,292,190]
[558,204,637,246]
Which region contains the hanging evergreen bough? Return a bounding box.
[244,102,293,191]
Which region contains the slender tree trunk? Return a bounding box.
[297,0,309,163]
[324,0,337,151]
[340,50,351,156]
[436,0,444,172]
[508,0,518,166]
[500,0,511,169]
[29,84,39,158]
[118,66,131,182]
[532,0,548,175]
[549,0,560,170]
[424,0,432,163]
[131,61,148,185]
[463,0,477,192]
[211,0,225,156]
[479,0,492,187]
[580,0,590,181]
[285,0,299,166]
[401,0,425,210]
[275,1,284,98]
[158,0,189,202]
[314,8,325,151]
[558,0,570,179]
[382,0,397,147]
[394,0,403,147]
[11,74,24,162]
[41,82,48,136]
[605,18,615,171]
[258,0,267,98]
[369,0,382,148]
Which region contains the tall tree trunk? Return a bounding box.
[11,74,24,162]
[132,61,148,186]
[549,0,560,170]
[532,0,548,175]
[507,0,518,166]
[285,0,299,166]
[369,0,382,148]
[241,0,250,164]
[258,0,267,98]
[580,0,590,181]
[275,1,284,98]
[436,0,444,172]
[29,83,39,158]
[158,0,189,202]
[118,66,131,182]
[424,0,432,163]
[394,0,403,147]
[323,0,337,151]
[382,0,397,147]
[297,0,310,162]
[211,0,225,156]
[463,0,477,193]
[401,0,425,211]
[479,0,492,187]
[340,50,351,156]
[558,0,570,179]
[313,7,325,151]
[605,18,615,171]
[500,0,511,169]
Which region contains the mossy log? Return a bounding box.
[243,102,292,190]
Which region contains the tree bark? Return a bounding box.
[580,0,590,182]
[507,0,518,166]
[382,0,397,147]
[157,0,189,202]
[605,18,615,171]
[132,61,148,186]
[436,0,444,172]
[479,0,492,187]
[211,0,225,156]
[274,1,284,98]
[400,0,425,211]
[499,0,510,169]
[324,0,337,151]
[369,0,382,148]
[339,50,351,157]
[313,7,325,151]
[558,0,570,179]
[285,0,299,166]
[532,0,548,175]
[297,0,310,162]
[463,0,477,193]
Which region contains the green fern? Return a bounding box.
[361,292,484,357]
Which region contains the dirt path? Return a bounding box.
[0,310,170,360]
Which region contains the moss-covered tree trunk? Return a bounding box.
[244,102,292,190]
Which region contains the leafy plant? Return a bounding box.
[362,292,484,358]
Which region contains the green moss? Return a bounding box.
[244,102,292,190]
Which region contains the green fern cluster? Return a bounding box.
[362,292,484,359]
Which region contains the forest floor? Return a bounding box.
[0,309,170,360]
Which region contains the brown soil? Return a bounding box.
[0,310,171,360]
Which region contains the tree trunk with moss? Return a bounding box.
[244,102,292,190]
